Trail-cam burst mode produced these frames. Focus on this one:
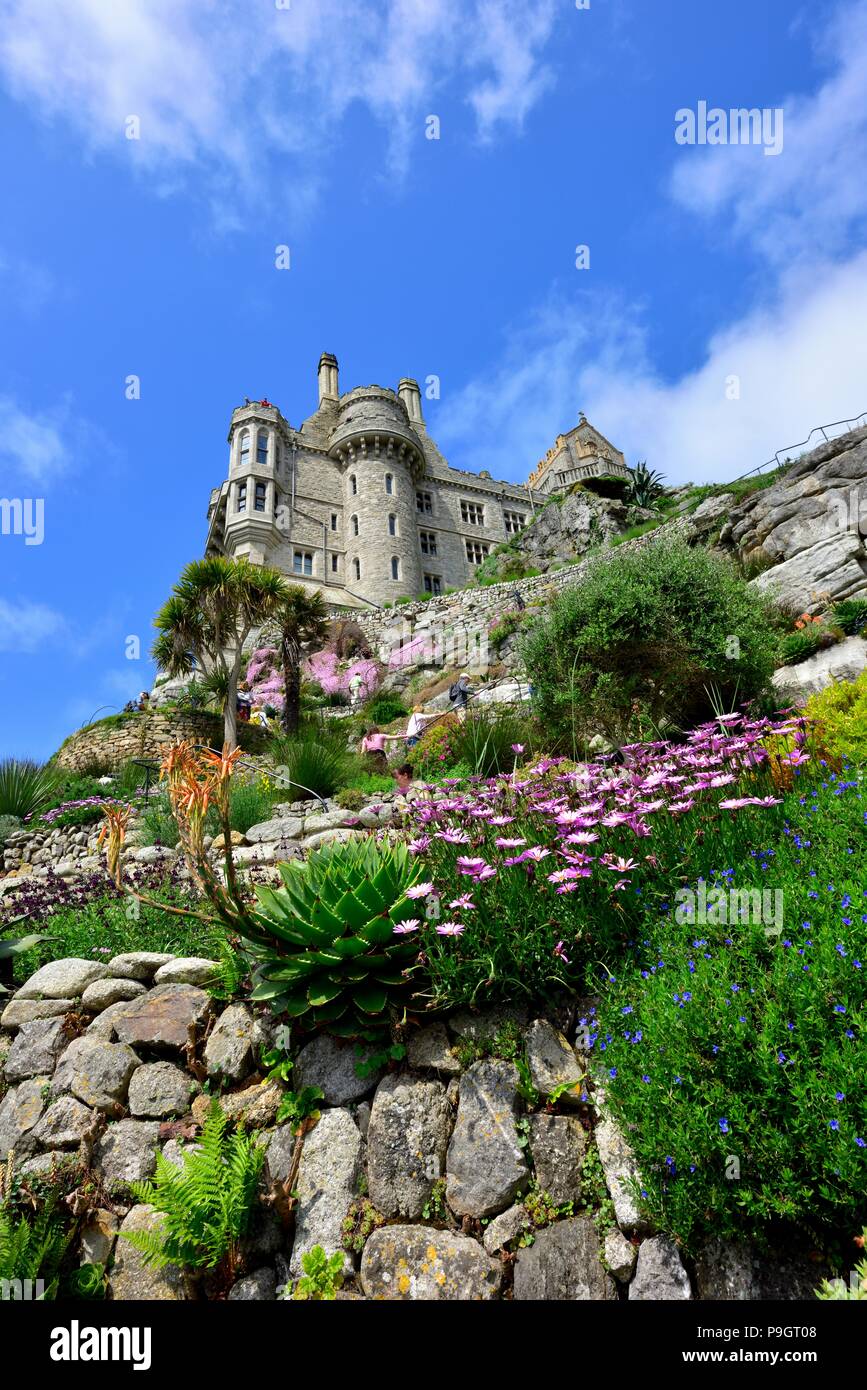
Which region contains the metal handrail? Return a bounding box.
[733,411,867,482]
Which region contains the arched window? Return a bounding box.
[388,514,397,536]
[385,473,393,495]
[391,556,400,581]
[353,557,361,581]
[350,474,357,496]
[256,430,268,466]
[238,429,250,467]
[351,514,359,537]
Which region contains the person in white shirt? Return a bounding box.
[405,704,428,748]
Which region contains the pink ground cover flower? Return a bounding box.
[393,919,421,935]
[436,921,465,936]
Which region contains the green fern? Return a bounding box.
[0,1195,70,1299]
[123,1101,265,1273]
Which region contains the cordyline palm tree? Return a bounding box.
[152,557,287,749]
[271,586,329,735]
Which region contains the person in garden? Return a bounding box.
[449,672,474,722]
[360,725,401,773]
[404,703,428,749]
[394,763,414,796]
[348,672,365,708]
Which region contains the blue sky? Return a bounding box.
[1,0,866,761]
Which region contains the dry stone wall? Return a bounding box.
[54,711,267,773]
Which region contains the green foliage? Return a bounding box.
[519,540,776,749]
[0,814,21,848]
[488,610,525,648]
[354,1040,406,1077]
[815,1234,867,1300]
[0,759,60,819]
[779,625,832,666]
[9,891,224,986]
[335,788,367,811]
[270,732,353,800]
[226,779,279,835]
[242,838,427,1037]
[289,1245,344,1300]
[407,718,459,779]
[625,460,666,508]
[275,1086,324,1129]
[595,784,867,1250]
[0,1194,70,1299]
[342,1198,386,1253]
[421,1179,449,1223]
[610,517,666,545]
[802,666,867,765]
[447,708,537,778]
[66,1262,107,1299]
[830,598,867,636]
[364,693,408,725]
[125,1101,265,1273]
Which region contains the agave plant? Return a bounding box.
[626,460,666,508]
[0,922,56,993]
[240,839,427,1037]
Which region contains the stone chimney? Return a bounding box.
[398,377,423,424]
[318,352,339,404]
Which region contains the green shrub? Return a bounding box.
[335,788,367,811]
[448,708,537,778]
[125,1101,264,1275]
[519,539,776,750]
[801,667,867,765]
[407,718,459,780]
[270,734,353,800]
[831,598,867,636]
[244,838,427,1037]
[488,611,524,648]
[779,625,832,666]
[0,815,21,848]
[343,771,394,797]
[289,1245,344,1300]
[364,693,408,725]
[0,759,60,819]
[10,888,226,982]
[227,780,278,834]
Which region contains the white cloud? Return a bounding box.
[668,0,867,264]
[0,0,558,214]
[436,253,867,486]
[0,597,66,653]
[0,395,109,486]
[436,1,867,487]
[0,398,69,485]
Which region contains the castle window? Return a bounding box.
[461,499,485,526]
[254,481,267,512]
[420,530,437,556]
[350,474,357,496]
[388,514,397,537]
[391,556,400,580]
[353,558,361,581]
[416,490,433,515]
[465,540,489,565]
[385,473,394,495]
[504,510,526,535]
[256,430,268,466]
[351,514,359,537]
[423,573,442,596]
[331,554,338,573]
[331,513,338,531]
[238,430,250,467]
[293,551,313,576]
[236,482,247,511]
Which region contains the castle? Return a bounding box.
[206,353,630,609]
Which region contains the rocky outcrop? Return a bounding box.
[772,634,867,705]
[721,426,867,613]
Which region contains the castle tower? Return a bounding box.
[222,400,283,565]
[329,386,425,604]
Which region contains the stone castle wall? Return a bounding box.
[54,711,267,773]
